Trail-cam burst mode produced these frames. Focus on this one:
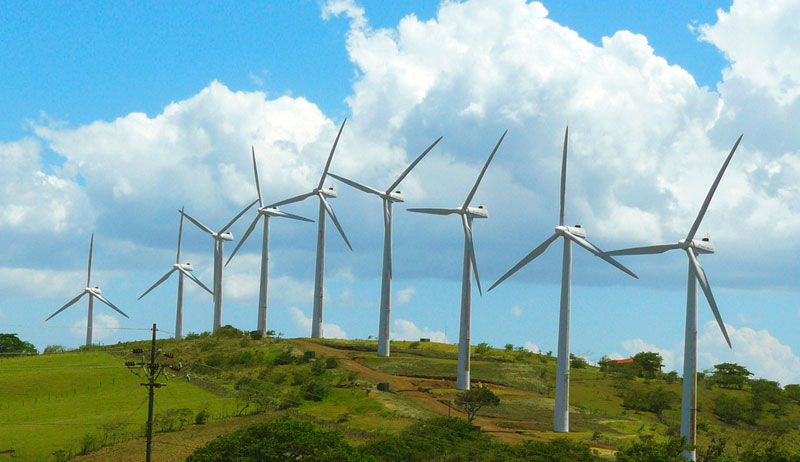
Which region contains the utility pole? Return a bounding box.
[125,323,168,462]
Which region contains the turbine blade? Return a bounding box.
[327,172,383,196]
[563,231,638,279]
[559,126,568,226]
[320,195,352,250]
[225,214,261,267]
[176,207,184,264]
[686,134,743,242]
[180,268,214,295]
[603,243,681,256]
[318,119,346,189]
[267,191,315,209]
[138,268,177,300]
[686,249,732,348]
[87,233,94,286]
[406,207,460,215]
[488,233,559,291]
[387,136,443,193]
[46,292,87,321]
[220,199,259,233]
[461,214,482,295]
[252,147,263,207]
[180,210,215,235]
[463,130,507,208]
[271,209,314,222]
[93,293,129,319]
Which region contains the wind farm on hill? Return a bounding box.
[3,119,790,462]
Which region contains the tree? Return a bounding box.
[504,343,514,352]
[710,363,752,390]
[750,378,786,413]
[614,435,687,462]
[474,342,491,355]
[454,384,500,423]
[784,384,800,403]
[632,352,663,378]
[0,333,37,356]
[713,394,756,425]
[570,353,589,369]
[187,416,375,462]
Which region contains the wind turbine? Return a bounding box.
[225,148,314,335]
[268,120,352,338]
[328,136,443,357]
[180,200,258,333]
[407,130,506,390]
[137,207,213,338]
[46,234,128,346]
[603,135,742,461]
[488,127,638,433]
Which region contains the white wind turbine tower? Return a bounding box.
[46,234,128,346]
[225,148,314,335]
[180,200,258,333]
[328,136,443,357]
[407,130,507,390]
[137,207,213,338]
[268,120,352,338]
[604,135,742,461]
[488,127,638,433]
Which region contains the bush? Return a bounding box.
[615,435,687,462]
[325,356,340,369]
[474,342,491,355]
[713,394,756,425]
[249,330,263,340]
[570,354,589,369]
[0,333,37,356]
[621,387,677,416]
[43,344,65,354]
[505,343,514,352]
[195,407,211,425]
[213,325,244,338]
[300,378,331,401]
[187,417,375,462]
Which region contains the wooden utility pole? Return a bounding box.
[138,323,165,462]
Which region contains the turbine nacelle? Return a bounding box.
[465,205,488,218]
[316,186,337,198]
[87,286,102,295]
[215,232,234,242]
[386,190,404,203]
[678,237,715,254]
[176,262,194,272]
[555,224,586,238]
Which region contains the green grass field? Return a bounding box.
[3,334,799,461]
[0,351,233,461]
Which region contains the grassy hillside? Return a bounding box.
[0,350,232,461]
[3,332,799,461]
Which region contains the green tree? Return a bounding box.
[187,417,375,462]
[571,353,589,369]
[632,351,663,378]
[750,378,786,413]
[474,342,491,355]
[0,333,37,356]
[713,393,756,425]
[614,435,687,462]
[454,384,500,423]
[784,384,800,403]
[710,363,753,390]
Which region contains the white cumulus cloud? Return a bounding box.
[70,313,121,342]
[288,306,347,339]
[395,286,416,304]
[391,319,447,343]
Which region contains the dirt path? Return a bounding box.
[289,339,531,443]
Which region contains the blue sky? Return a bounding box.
[2,0,799,384]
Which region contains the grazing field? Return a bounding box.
[0,350,233,461]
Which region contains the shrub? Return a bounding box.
[474,342,491,355]
[300,378,331,401]
[621,387,677,416]
[249,330,263,340]
[43,344,65,354]
[505,343,514,352]
[213,325,244,338]
[325,356,340,369]
[713,393,756,425]
[195,407,211,425]
[570,354,589,369]
[187,417,375,462]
